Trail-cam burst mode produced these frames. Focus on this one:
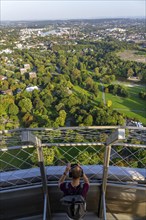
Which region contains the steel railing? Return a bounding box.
[0,126,146,220]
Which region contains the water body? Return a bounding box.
[40,30,58,36]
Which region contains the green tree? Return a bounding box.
[31,146,64,166]
[54,110,67,127]
[83,115,93,126]
[71,68,81,85]
[127,68,134,78]
[8,103,19,115]
[0,80,9,90]
[66,95,81,108]
[107,100,112,108]
[0,103,6,117]
[22,112,34,127]
[18,98,33,113]
[85,77,94,90]
[77,151,101,165]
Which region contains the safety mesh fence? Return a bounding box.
[0,146,42,189]
[0,126,146,189]
[45,144,105,182]
[109,144,146,184]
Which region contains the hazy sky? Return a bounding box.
[1,0,145,21]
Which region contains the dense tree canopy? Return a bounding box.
[0,30,146,129]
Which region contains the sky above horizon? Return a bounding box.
[1,0,145,21]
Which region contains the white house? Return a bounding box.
[26,86,39,92]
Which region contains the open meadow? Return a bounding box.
[74,81,146,125]
[117,50,146,63]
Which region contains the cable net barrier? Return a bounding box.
[0,131,42,189]
[0,146,42,189]
[109,145,146,184]
[0,126,146,189]
[45,144,105,182]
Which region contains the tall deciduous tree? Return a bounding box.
[8,103,19,115]
[18,98,33,113]
[83,115,93,126]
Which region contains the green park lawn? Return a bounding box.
[73,85,91,97]
[104,83,146,125]
[105,91,146,124]
[117,50,146,64]
[74,82,146,125]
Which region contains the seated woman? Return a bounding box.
[59,163,89,220]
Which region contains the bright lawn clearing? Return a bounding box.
[104,84,146,124]
[73,85,91,97]
[74,83,146,125]
[117,50,146,63]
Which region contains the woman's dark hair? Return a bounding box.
[71,166,83,179]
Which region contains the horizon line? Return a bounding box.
[1,16,145,22]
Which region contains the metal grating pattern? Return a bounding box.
[32,126,146,145]
[0,126,146,190]
[0,146,42,188]
[108,145,146,184]
[1,126,146,146]
[45,144,105,182]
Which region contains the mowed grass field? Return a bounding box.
[117,50,146,63]
[74,81,146,125]
[104,85,146,124]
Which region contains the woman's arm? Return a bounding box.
[58,163,71,186]
[83,173,89,184]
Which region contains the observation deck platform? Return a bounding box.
[0,126,146,220]
[16,212,142,220]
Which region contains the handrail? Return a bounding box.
[0,142,146,152]
[0,126,146,134]
[1,126,146,219]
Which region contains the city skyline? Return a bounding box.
[1,0,145,21]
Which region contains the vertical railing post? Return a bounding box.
[102,145,111,194]
[99,144,111,219]
[36,138,51,220]
[21,131,51,219]
[98,129,125,219]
